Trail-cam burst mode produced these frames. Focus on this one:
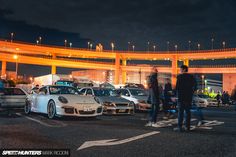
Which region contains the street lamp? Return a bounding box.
[13,55,18,80]
[197,43,201,50]
[36,40,39,45]
[204,79,207,91]
[174,45,178,51]
[201,75,205,91]
[90,43,93,50]
[222,41,226,49]
[87,42,90,49]
[153,45,156,52]
[167,41,170,51]
[69,42,72,48]
[132,45,135,52]
[147,41,150,52]
[64,40,67,47]
[128,42,130,51]
[188,40,191,50]
[111,42,114,51]
[39,36,42,45]
[10,32,14,42]
[211,38,214,49]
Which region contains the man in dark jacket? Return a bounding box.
[174,65,197,132]
[146,66,160,127]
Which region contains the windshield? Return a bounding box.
[93,89,117,96]
[198,94,210,98]
[49,86,77,95]
[129,89,147,96]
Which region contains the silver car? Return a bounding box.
[79,87,134,115]
[0,88,28,109]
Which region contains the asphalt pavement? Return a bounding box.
[0,107,235,157]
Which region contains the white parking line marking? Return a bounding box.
[77,131,160,151]
[16,113,67,128]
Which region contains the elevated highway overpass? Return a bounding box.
[1,39,236,92]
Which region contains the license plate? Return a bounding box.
[119,109,126,113]
[83,107,92,111]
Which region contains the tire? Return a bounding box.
[24,101,31,114]
[130,101,136,113]
[47,100,56,119]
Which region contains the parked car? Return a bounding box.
[79,87,134,115]
[0,87,28,109]
[193,94,218,108]
[25,85,103,119]
[124,83,146,89]
[115,88,151,111]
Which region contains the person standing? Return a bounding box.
[174,65,197,132]
[146,66,160,127]
[231,85,236,111]
[163,79,173,119]
[216,92,221,107]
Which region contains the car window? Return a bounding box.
[13,88,25,95]
[80,88,87,95]
[39,87,47,95]
[120,89,130,96]
[129,89,147,96]
[49,86,77,95]
[86,89,93,95]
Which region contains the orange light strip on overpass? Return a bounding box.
[1,40,236,60]
[0,52,115,70]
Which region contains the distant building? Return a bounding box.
[196,78,222,93]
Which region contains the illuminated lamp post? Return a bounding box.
[39,36,42,45]
[69,42,72,48]
[188,40,191,50]
[10,32,14,42]
[174,45,178,51]
[211,38,214,49]
[13,55,18,81]
[153,45,156,52]
[197,43,201,50]
[147,41,150,52]
[90,43,93,50]
[201,75,205,92]
[132,45,135,52]
[167,41,170,51]
[111,42,115,51]
[222,41,226,49]
[64,39,67,47]
[204,79,207,92]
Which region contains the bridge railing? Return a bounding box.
[190,64,236,68]
[1,39,236,54]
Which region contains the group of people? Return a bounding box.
[146,65,198,132]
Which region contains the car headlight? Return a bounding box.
[103,102,116,107]
[138,99,145,103]
[58,96,68,104]
[128,102,135,107]
[94,97,100,104]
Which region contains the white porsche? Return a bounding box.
[25,85,103,119]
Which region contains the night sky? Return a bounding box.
[0,0,236,79]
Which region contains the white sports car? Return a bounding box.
[25,85,103,119]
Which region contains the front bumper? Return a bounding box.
[56,106,103,117]
[136,103,151,111]
[103,106,134,115]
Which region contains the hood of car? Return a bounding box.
[132,95,148,101]
[97,96,130,104]
[59,94,99,105]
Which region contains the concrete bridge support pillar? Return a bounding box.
[121,59,127,84]
[171,55,178,88]
[183,59,189,67]
[1,60,7,79]
[114,53,120,84]
[51,54,57,75]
